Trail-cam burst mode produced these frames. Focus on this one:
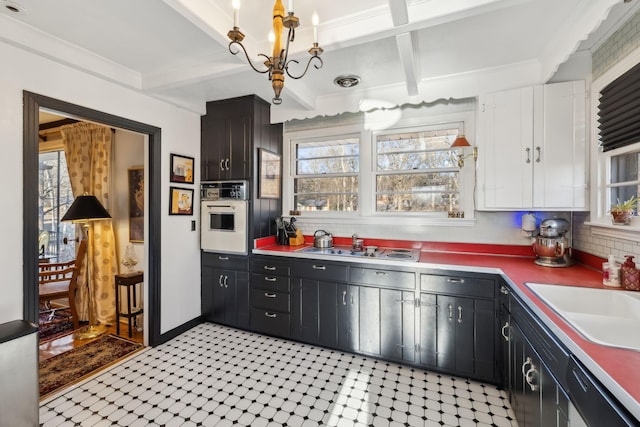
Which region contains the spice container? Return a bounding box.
[620,255,640,291]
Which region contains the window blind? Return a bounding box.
[598,61,640,152]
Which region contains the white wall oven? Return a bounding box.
[200,181,249,255]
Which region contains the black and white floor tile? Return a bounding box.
[40,323,518,426]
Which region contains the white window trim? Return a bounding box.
[587,43,640,239]
[282,110,476,227]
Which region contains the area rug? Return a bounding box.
[39,308,75,342]
[39,334,143,397]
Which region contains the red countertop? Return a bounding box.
[253,237,640,421]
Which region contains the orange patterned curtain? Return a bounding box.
[61,123,117,324]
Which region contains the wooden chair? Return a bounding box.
[38,239,86,329]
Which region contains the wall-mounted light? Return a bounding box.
[450,134,478,168]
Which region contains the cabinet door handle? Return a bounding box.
[218,275,224,287]
[447,278,465,284]
[375,271,387,276]
[500,285,509,295]
[501,321,510,342]
[219,159,224,171]
[263,266,276,271]
[457,306,463,323]
[225,159,230,170]
[342,290,347,306]
[264,293,277,298]
[264,277,277,282]
[448,304,453,321]
[525,364,539,391]
[223,275,229,288]
[525,147,531,164]
[535,146,541,163]
[312,265,326,270]
[265,312,277,318]
[522,356,532,377]
[218,256,229,260]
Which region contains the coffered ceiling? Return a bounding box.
[1,0,637,122]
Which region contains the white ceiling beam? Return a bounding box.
[395,32,420,96]
[388,0,409,26]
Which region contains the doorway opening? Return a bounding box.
[23,91,162,347]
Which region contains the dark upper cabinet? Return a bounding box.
[201,95,283,242]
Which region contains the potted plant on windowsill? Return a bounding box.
[609,195,639,225]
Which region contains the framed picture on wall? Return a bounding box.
[169,186,194,215]
[170,153,194,184]
[258,149,281,199]
[128,167,144,242]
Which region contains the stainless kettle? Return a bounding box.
[313,230,333,248]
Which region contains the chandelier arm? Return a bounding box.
[285,56,324,79]
[228,41,272,74]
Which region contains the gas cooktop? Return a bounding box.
[296,246,421,262]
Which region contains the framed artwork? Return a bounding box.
[169,186,194,215]
[128,167,144,242]
[258,149,281,199]
[170,153,194,184]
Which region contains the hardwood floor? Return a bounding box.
[39,321,144,362]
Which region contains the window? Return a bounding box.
[374,126,461,213]
[39,149,76,262]
[605,147,640,213]
[293,135,360,212]
[284,107,475,224]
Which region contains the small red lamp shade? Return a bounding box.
[451,134,471,148]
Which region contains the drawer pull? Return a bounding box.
[447,278,465,284]
[265,312,277,318]
[263,266,276,271]
[218,256,229,260]
[264,277,277,282]
[264,293,277,298]
[376,271,387,276]
[312,265,326,270]
[501,322,510,342]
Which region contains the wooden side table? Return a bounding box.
[115,271,144,338]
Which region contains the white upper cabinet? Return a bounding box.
[477,81,587,211]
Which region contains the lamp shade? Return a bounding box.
[61,194,111,222]
[451,134,471,148]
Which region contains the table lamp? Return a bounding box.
[61,193,112,339]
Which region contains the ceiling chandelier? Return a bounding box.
[227,0,324,105]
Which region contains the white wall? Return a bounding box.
[0,40,201,335]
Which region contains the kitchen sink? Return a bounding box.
[296,246,421,262]
[525,283,640,351]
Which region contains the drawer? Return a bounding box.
[350,267,415,289]
[202,252,248,270]
[292,260,348,283]
[251,273,290,292]
[251,257,290,276]
[251,289,290,313]
[420,274,495,299]
[250,308,291,338]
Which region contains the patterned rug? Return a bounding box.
[39,334,143,397]
[39,308,75,342]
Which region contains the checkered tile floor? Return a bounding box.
[39,323,518,426]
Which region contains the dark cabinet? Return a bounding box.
[201,252,249,328]
[291,259,351,349]
[250,256,291,338]
[420,273,498,382]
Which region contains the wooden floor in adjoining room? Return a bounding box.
[39,322,144,362]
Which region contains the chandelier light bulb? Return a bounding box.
[232,0,240,27]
